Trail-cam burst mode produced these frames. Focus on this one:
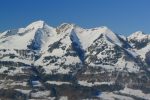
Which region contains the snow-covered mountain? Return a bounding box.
[0,21,56,50]
[128,31,150,66]
[0,20,150,100]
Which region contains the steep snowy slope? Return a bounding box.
[72,26,141,73]
[128,31,150,63]
[0,20,56,50]
[128,31,150,49]
[0,21,57,75]
[73,26,123,49]
[35,23,82,74]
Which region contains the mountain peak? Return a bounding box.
[128,31,147,40]
[58,23,74,29]
[96,26,109,30]
[26,20,46,29]
[132,31,144,35]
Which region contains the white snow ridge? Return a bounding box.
[0,20,150,100]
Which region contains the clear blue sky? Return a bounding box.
[0,0,150,35]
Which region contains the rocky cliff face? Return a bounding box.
[0,21,150,100]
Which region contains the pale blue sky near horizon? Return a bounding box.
[0,0,150,35]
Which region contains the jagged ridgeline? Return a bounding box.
[0,21,150,100]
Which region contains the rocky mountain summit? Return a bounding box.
[0,20,150,100]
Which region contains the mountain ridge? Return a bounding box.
[0,20,149,71]
[0,20,150,100]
